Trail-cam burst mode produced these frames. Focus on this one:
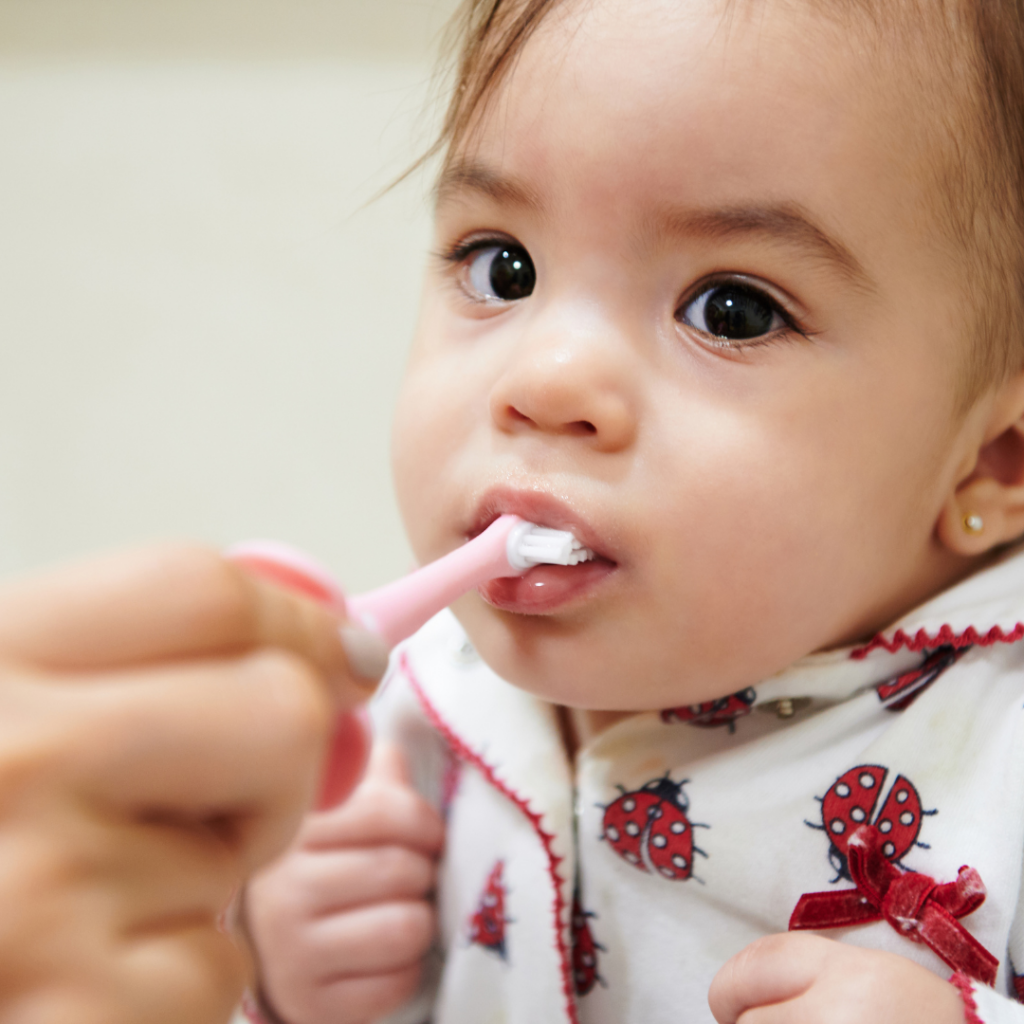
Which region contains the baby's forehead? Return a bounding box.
[478,0,965,200]
[505,0,981,245]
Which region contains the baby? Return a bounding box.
[243,0,1024,1022]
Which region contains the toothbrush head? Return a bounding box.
[505,519,595,571]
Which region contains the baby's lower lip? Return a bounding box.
[479,558,616,614]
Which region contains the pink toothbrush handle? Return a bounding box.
[346,515,522,648]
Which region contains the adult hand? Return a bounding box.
[0,545,380,1024]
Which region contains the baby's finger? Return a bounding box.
[364,741,412,784]
[0,547,367,700]
[708,933,827,1024]
[304,901,435,980]
[289,846,438,915]
[301,776,445,856]
[295,965,424,1024]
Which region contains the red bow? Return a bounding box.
[789,825,998,986]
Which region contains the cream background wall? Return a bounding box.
[0,0,459,591]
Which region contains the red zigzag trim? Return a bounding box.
[949,971,985,1024]
[851,623,1024,660]
[401,651,579,1024]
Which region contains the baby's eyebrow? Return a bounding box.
[650,204,875,291]
[435,160,543,212]
[436,162,873,292]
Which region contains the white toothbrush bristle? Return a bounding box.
[507,521,595,569]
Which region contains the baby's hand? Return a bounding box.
[246,741,445,1024]
[709,932,966,1024]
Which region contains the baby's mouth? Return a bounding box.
[466,489,615,565]
[467,489,618,614]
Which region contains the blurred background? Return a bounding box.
[0,0,461,591]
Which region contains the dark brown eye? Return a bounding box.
[680,282,784,341]
[467,245,536,301]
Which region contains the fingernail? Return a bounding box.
[339,626,390,686]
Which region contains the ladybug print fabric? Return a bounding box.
[661,687,756,731]
[602,776,707,880]
[875,646,968,711]
[468,860,509,959]
[571,893,605,996]
[812,765,932,880]
[1009,958,1024,1003]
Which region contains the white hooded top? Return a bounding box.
[275,545,1024,1024]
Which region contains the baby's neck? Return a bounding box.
[559,707,636,759]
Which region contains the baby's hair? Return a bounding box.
[425,0,1024,407]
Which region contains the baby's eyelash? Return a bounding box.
[677,274,813,350]
[436,234,515,266]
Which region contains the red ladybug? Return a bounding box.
[602,775,707,880]
[813,765,932,881]
[876,646,967,711]
[1009,958,1024,1003]
[661,688,756,731]
[571,893,606,996]
[468,860,509,959]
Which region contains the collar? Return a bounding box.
[750,540,1024,708]
[396,614,579,1021]
[850,542,1024,658]
[400,541,1024,752]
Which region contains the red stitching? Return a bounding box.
[402,651,579,1024]
[949,971,985,1024]
[851,623,1024,660]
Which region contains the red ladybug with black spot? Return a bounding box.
[468,860,509,959]
[875,646,967,711]
[1008,957,1024,1003]
[811,764,934,881]
[571,893,606,996]
[660,688,756,731]
[602,775,708,880]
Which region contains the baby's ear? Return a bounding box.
[938,373,1024,555]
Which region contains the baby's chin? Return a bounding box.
[452,601,735,712]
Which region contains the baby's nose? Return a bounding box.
[488,331,637,453]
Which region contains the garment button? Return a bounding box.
[756,697,812,719]
[453,639,479,664]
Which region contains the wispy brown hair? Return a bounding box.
[424,0,1024,401]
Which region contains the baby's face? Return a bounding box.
[393,0,982,710]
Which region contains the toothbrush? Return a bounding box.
[229,514,594,651]
[228,516,593,808]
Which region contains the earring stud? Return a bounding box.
[963,513,984,535]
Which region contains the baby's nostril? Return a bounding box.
[576,421,598,435]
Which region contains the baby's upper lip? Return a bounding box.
[468,487,615,562]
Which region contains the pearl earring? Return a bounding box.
[963,513,984,535]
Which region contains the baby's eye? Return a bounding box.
[679,280,789,342]
[465,244,536,301]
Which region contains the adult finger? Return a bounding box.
[0,808,239,944]
[54,652,336,868]
[0,546,372,701]
[708,933,827,1024]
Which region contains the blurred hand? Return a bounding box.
[246,741,445,1024]
[0,545,377,1024]
[709,932,965,1024]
